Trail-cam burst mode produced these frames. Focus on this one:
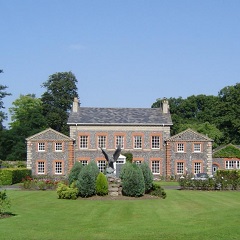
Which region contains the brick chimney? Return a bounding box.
[72,97,79,113]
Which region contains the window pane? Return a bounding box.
[194,162,201,174]
[38,161,45,174]
[177,162,184,174]
[177,143,184,152]
[116,136,124,149]
[55,143,62,151]
[152,136,160,149]
[152,161,160,174]
[97,160,106,172]
[38,143,45,151]
[134,136,142,149]
[80,136,88,149]
[79,160,88,166]
[194,143,201,152]
[98,136,106,148]
[55,162,62,174]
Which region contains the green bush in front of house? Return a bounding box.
[0,168,31,185]
[96,172,108,196]
[68,161,84,185]
[56,182,78,200]
[120,163,145,197]
[76,162,99,197]
[150,183,167,199]
[140,162,153,193]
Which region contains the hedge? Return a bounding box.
[0,168,32,185]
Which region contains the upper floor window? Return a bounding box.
[115,135,124,149]
[55,142,63,152]
[98,136,106,149]
[80,136,88,149]
[193,143,201,152]
[151,161,160,174]
[134,136,142,149]
[151,136,160,149]
[38,142,45,151]
[177,143,184,152]
[226,161,234,169]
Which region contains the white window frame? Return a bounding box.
[177,162,184,175]
[151,136,160,149]
[79,136,88,149]
[116,136,124,149]
[98,136,106,149]
[38,142,45,152]
[37,161,45,174]
[177,143,184,152]
[55,161,62,174]
[151,161,160,174]
[55,142,63,152]
[193,143,201,152]
[79,160,88,166]
[97,160,106,173]
[134,136,142,149]
[194,162,201,174]
[225,161,234,169]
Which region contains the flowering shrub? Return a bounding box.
[21,176,64,190]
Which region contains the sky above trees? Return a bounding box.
[1,0,240,126]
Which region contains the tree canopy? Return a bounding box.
[41,71,78,135]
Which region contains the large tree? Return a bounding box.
[41,71,78,135]
[0,94,47,160]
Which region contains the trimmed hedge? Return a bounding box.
[0,168,32,185]
[96,172,108,196]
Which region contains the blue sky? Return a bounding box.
[1,0,240,126]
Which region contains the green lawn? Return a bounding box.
[1,189,240,240]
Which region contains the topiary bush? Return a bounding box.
[150,183,167,199]
[96,172,108,196]
[56,182,78,200]
[120,163,145,197]
[88,161,100,180]
[140,162,153,193]
[76,163,98,198]
[68,161,84,185]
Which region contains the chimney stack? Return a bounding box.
[72,97,79,113]
[162,98,169,113]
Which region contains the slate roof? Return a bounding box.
[67,107,172,126]
[166,128,213,142]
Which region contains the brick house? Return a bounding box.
[165,129,213,177]
[212,144,240,174]
[26,98,218,178]
[26,128,75,176]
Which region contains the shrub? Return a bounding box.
[120,163,145,197]
[122,152,133,163]
[0,190,11,215]
[150,183,167,199]
[68,162,84,185]
[96,172,108,196]
[88,161,100,180]
[56,182,78,200]
[140,162,153,193]
[0,168,32,185]
[76,163,97,197]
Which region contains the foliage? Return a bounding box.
[216,170,240,190]
[0,168,31,185]
[96,172,108,196]
[139,162,153,193]
[88,161,100,180]
[68,161,84,185]
[76,163,97,197]
[150,183,167,199]
[122,152,133,163]
[120,163,145,197]
[213,145,240,158]
[21,176,62,190]
[56,182,78,200]
[0,189,11,215]
[41,71,78,135]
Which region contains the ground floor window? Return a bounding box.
[194,162,201,174]
[79,160,88,166]
[55,161,63,174]
[97,160,106,173]
[176,162,184,174]
[151,161,160,174]
[37,161,45,174]
[226,160,240,169]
